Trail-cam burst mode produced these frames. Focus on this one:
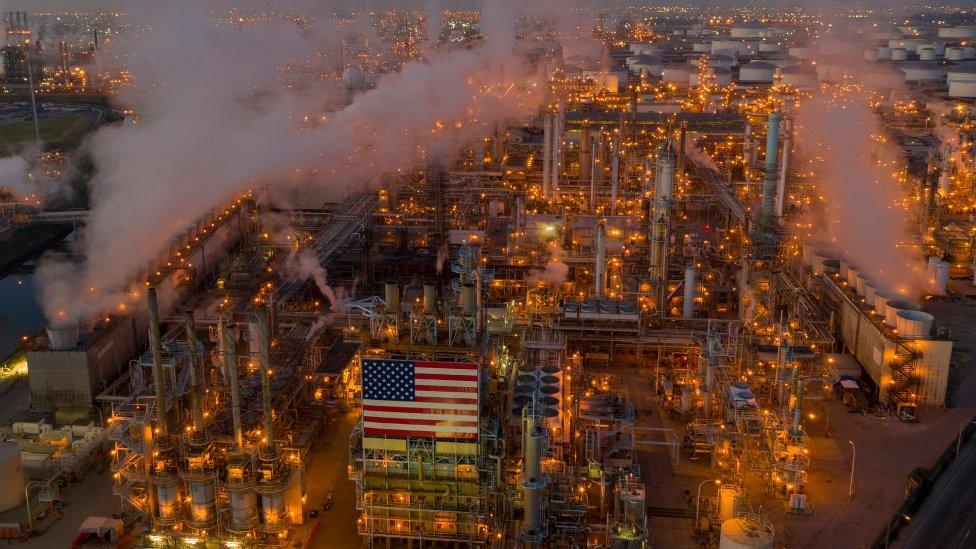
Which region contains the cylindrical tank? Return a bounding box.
[877,46,892,59]
[854,272,868,297]
[718,485,740,522]
[846,265,860,286]
[693,42,711,53]
[865,284,877,308]
[896,310,935,338]
[948,69,976,98]
[423,284,437,314]
[946,47,966,60]
[384,283,400,315]
[719,517,774,549]
[885,299,919,327]
[874,291,893,316]
[0,442,25,513]
[964,46,976,59]
[229,488,258,531]
[739,61,777,83]
[811,253,828,276]
[839,260,851,281]
[789,46,815,59]
[900,63,945,82]
[188,478,217,525]
[918,47,936,61]
[46,322,79,350]
[662,63,695,84]
[461,284,477,315]
[261,491,287,528]
[155,475,181,522]
[891,48,908,60]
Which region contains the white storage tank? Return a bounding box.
[877,46,893,59]
[865,284,877,308]
[899,62,945,83]
[874,291,893,316]
[938,26,976,39]
[789,46,815,59]
[719,517,774,549]
[917,47,937,61]
[758,42,781,53]
[693,42,711,53]
[731,22,769,39]
[718,485,740,522]
[690,66,734,86]
[0,442,25,513]
[712,40,754,58]
[662,63,695,84]
[946,47,966,60]
[708,53,735,70]
[896,310,935,338]
[948,69,976,99]
[891,48,908,61]
[739,61,777,83]
[778,65,817,88]
[964,47,976,59]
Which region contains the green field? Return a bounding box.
[0,113,97,155]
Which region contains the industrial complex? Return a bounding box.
[1,3,976,549]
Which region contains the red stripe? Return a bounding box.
[415,384,478,393]
[364,416,479,426]
[363,404,478,415]
[415,395,478,404]
[365,428,478,440]
[414,361,478,370]
[414,373,478,381]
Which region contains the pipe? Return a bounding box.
[761,112,781,224]
[221,317,243,450]
[147,288,169,439]
[256,307,275,453]
[683,265,696,319]
[595,220,607,299]
[792,379,804,433]
[610,151,620,214]
[183,311,205,433]
[776,119,791,218]
[579,127,592,183]
[551,107,561,192]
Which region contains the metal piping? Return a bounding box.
[256,307,275,453]
[595,220,607,299]
[147,288,168,439]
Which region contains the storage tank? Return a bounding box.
[693,42,711,53]
[778,65,817,88]
[0,442,25,513]
[662,63,695,84]
[938,26,976,39]
[691,67,734,86]
[718,485,740,522]
[891,48,908,60]
[946,47,966,60]
[865,284,877,308]
[896,310,935,338]
[712,40,754,58]
[884,299,919,327]
[719,517,774,549]
[948,69,976,98]
[811,252,829,276]
[864,48,880,61]
[758,42,781,53]
[964,47,976,59]
[900,62,945,83]
[877,46,892,59]
[874,291,893,316]
[731,22,768,39]
[788,46,815,59]
[854,272,868,297]
[918,47,937,61]
[739,61,776,83]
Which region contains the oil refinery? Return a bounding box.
[2,2,976,549]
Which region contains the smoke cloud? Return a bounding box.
[796,83,925,297]
[39,0,544,322]
[528,241,569,286]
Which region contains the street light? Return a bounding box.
[885,513,911,549]
[694,478,722,529]
[847,440,856,500]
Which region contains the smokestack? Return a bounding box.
[683,265,696,319]
[183,311,205,433]
[256,307,275,453]
[761,112,781,224]
[775,118,791,218]
[221,317,243,450]
[148,288,169,439]
[595,220,607,298]
[542,115,552,199]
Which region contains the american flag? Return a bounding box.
[361,359,480,440]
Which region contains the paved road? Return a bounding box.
[898,436,976,549]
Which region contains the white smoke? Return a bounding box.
[284,250,336,309]
[528,241,569,286]
[0,155,30,198]
[38,0,545,321]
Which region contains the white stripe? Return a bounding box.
[365,411,478,421]
[416,390,479,400]
[413,378,478,387]
[415,367,479,377]
[363,400,478,411]
[364,422,479,433]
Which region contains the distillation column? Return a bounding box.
[543,114,553,199]
[521,412,549,545]
[595,220,607,299]
[775,118,792,218]
[147,288,181,528]
[683,265,696,319]
[649,143,675,308]
[222,317,258,536]
[255,307,290,536]
[760,112,781,226]
[181,310,217,532]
